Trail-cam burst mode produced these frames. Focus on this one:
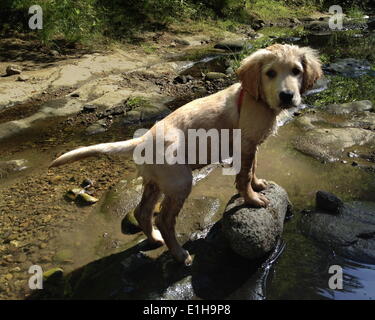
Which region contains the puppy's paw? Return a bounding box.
[174,249,192,266]
[149,229,165,247]
[244,191,270,208]
[252,178,268,192]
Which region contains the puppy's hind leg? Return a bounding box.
[155,166,193,265]
[134,182,164,246]
[156,194,192,265]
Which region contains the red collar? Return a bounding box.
[237,87,245,114]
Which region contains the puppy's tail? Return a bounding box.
[49,137,143,168]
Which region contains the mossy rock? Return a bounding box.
[121,210,141,234]
[43,268,64,281]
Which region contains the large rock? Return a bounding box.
[293,128,375,162]
[222,183,291,260]
[339,112,375,130]
[300,198,375,264]
[295,108,375,132]
[326,100,373,115]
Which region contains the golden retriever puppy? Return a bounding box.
[50,44,322,265]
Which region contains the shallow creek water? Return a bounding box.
[1,27,375,300]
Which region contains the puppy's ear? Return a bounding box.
[236,50,270,100]
[300,47,323,93]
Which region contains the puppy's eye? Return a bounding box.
[266,69,276,78]
[292,68,301,75]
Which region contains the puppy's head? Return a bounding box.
[237,44,322,112]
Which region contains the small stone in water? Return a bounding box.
[77,193,99,204]
[81,178,94,188]
[6,65,22,76]
[82,104,97,113]
[43,268,64,280]
[65,188,83,200]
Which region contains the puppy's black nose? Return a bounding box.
[279,91,294,104]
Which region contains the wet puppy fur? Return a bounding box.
[50,44,322,265]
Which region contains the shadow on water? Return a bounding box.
[28,221,286,300]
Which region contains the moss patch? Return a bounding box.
[305,75,375,107]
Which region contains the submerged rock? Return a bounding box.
[300,197,375,264]
[222,183,291,260]
[123,110,142,124]
[85,120,108,135]
[0,159,28,179]
[53,249,73,264]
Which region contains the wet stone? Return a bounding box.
[82,104,97,113]
[5,65,22,76]
[316,191,344,214]
[85,121,108,135]
[222,183,291,260]
[300,199,375,264]
[121,210,141,234]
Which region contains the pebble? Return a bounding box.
[81,178,94,188]
[82,104,97,113]
[6,65,22,76]
[77,193,99,204]
[16,75,28,82]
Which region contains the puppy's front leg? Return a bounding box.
[251,153,268,192]
[235,145,270,207]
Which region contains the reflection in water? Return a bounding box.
[320,259,375,300]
